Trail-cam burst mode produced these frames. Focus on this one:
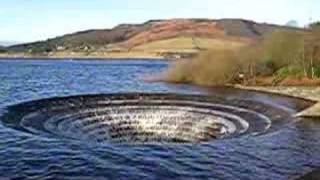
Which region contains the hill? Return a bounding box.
[0,46,7,53]
[0,41,20,47]
[7,19,299,59]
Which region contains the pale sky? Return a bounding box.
[1,0,319,43]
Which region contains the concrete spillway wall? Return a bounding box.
[236,86,320,118]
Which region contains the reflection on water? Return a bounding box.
[0,59,319,180]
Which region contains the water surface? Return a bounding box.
[0,59,319,180]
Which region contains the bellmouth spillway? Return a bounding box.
[0,93,303,145]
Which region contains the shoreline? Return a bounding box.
[0,52,169,60]
[0,56,168,61]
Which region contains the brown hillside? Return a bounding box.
[8,18,298,54]
[121,19,231,49]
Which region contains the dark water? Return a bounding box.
[0,59,319,180]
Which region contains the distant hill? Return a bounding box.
[0,41,20,47]
[7,19,300,58]
[285,20,299,28]
[0,46,7,53]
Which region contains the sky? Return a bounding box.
[1,0,320,43]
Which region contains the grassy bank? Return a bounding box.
[163,23,320,86]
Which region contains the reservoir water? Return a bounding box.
[0,59,319,180]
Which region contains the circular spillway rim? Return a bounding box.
[0,93,296,145]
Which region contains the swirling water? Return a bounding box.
[0,59,319,180]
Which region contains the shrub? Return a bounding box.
[165,60,193,83]
[260,30,304,71]
[164,49,240,86]
[272,66,305,84]
[164,26,320,86]
[304,24,320,78]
